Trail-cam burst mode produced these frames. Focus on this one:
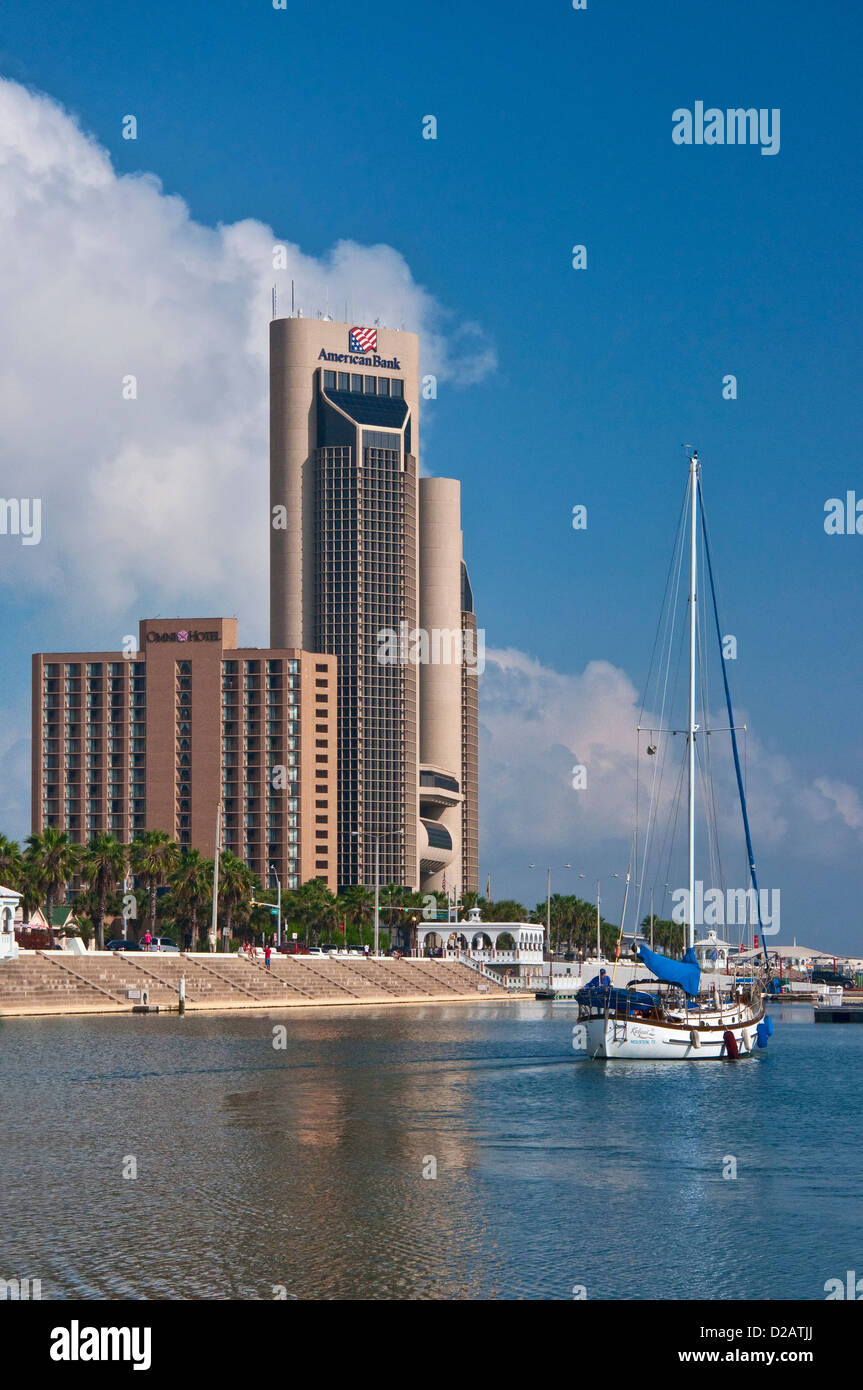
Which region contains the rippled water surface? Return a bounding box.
[0,1001,858,1299]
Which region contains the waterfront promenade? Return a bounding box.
[0,951,511,1017]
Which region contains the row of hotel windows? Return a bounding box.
[221,732,300,749]
[43,663,146,678]
[44,741,148,757]
[44,735,145,753]
[220,660,300,675]
[323,371,404,397]
[43,657,304,682]
[44,680,146,696]
[44,696,146,710]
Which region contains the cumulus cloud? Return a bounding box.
[812,778,863,836]
[478,648,863,902]
[0,78,495,638]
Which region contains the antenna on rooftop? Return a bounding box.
[291,279,295,316]
[272,286,277,319]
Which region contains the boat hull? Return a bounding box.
[577,1011,762,1060]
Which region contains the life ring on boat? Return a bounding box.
[723,1030,739,1059]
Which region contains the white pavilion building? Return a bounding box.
[416,905,545,987]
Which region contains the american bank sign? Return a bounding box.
[319,327,400,371]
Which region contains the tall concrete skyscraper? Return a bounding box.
[269,315,478,895]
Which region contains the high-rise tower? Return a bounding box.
[269,315,477,895]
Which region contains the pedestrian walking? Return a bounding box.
[265,945,272,970]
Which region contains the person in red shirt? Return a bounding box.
[264,945,272,970]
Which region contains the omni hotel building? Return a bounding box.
[270,315,479,894]
[31,618,337,891]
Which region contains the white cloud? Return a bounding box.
[812,778,863,836]
[0,78,495,639]
[478,648,863,904]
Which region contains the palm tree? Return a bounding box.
[18,864,43,924]
[170,849,213,952]
[293,877,338,945]
[216,852,255,950]
[0,833,23,889]
[24,827,81,927]
[484,898,528,923]
[129,830,180,940]
[78,834,126,950]
[338,884,374,945]
[641,916,684,957]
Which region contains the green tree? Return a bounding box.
[129,830,180,939]
[0,833,24,890]
[292,877,338,945]
[78,833,126,950]
[640,916,685,956]
[24,827,81,926]
[216,852,255,950]
[483,898,529,923]
[338,884,374,946]
[170,849,213,951]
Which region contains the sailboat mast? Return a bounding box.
[687,452,699,955]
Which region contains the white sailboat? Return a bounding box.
[575,452,773,1061]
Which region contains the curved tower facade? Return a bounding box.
[270,316,477,897]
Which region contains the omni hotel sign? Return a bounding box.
[146,629,219,643]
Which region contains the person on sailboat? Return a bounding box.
[586,968,612,989]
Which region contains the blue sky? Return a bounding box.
[1,0,861,948]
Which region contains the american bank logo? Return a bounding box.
[318,328,401,371]
[349,326,377,353]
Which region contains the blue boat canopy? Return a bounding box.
[638,942,701,997]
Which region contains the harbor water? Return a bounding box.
[0,1001,858,1300]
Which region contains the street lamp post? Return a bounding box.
[351,829,381,957]
[578,872,620,963]
[529,862,571,983]
[374,836,380,959]
[269,863,281,950]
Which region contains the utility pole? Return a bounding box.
[373,837,380,958]
[209,802,221,953]
[546,866,552,946]
[269,863,282,950]
[596,879,601,962]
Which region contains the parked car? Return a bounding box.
[106,939,142,951]
[151,937,180,953]
[306,947,327,958]
[811,969,853,988]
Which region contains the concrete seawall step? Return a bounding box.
[0,952,511,1017]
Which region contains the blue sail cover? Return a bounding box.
[638,942,701,997]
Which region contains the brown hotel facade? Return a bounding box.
[31,618,337,891]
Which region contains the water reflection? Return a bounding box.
[0,1003,859,1299]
